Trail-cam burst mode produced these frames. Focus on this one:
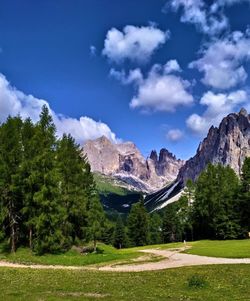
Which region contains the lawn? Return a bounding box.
[1,265,250,300]
[0,243,141,267]
[186,240,250,258]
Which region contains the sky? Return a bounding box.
[0,0,250,159]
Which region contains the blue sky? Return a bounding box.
[0,0,250,159]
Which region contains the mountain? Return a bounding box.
[178,108,250,184]
[146,108,250,211]
[82,136,184,193]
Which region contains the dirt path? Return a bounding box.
[98,248,250,272]
[0,248,250,272]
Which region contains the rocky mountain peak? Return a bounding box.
[83,137,184,192]
[178,108,250,185]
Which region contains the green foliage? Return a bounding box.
[192,163,241,240]
[148,213,162,244]
[239,157,250,232]
[0,106,106,255]
[187,274,207,289]
[127,201,149,246]
[113,215,127,249]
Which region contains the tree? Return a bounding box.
[113,215,126,249]
[192,163,241,240]
[20,118,38,249]
[239,157,250,233]
[127,201,149,246]
[31,106,66,254]
[86,196,105,252]
[162,202,182,243]
[56,134,94,244]
[0,116,23,252]
[149,212,162,244]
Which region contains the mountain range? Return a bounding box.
[82,108,250,212]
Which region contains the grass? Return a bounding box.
[93,173,129,196]
[0,243,141,267]
[185,240,250,258]
[1,239,250,267]
[0,265,250,300]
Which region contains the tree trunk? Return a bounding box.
[93,239,97,252]
[29,228,33,249]
[10,222,16,253]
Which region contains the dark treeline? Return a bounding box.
[114,161,250,248]
[0,106,106,254]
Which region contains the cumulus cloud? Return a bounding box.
[186,89,249,135]
[129,61,194,112]
[109,68,143,85]
[102,25,169,63]
[166,0,229,36]
[166,129,184,141]
[190,30,250,89]
[0,73,118,143]
[164,59,182,74]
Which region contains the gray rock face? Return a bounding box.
[83,136,184,192]
[178,108,250,184]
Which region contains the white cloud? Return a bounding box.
[166,0,229,36]
[0,73,118,144]
[110,68,143,85]
[166,129,184,141]
[186,89,249,135]
[190,30,250,89]
[164,59,182,74]
[90,45,97,56]
[129,61,194,112]
[102,25,169,63]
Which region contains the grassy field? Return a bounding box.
[0,243,141,267]
[186,240,250,258]
[0,240,250,267]
[1,265,250,300]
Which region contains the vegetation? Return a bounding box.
[0,106,105,255]
[185,239,250,258]
[1,265,250,300]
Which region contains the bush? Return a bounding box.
[187,274,207,289]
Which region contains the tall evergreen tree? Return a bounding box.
[56,134,94,244]
[127,201,149,246]
[32,106,66,254]
[86,196,105,252]
[0,116,23,252]
[162,202,182,243]
[239,157,250,233]
[192,163,241,239]
[149,212,162,244]
[113,215,126,249]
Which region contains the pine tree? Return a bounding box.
[113,215,126,249]
[192,163,241,239]
[0,116,23,252]
[56,134,94,244]
[86,196,105,252]
[149,212,162,244]
[32,106,66,254]
[162,203,182,242]
[127,201,149,246]
[239,157,250,233]
[20,118,38,249]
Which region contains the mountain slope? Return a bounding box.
[83,136,184,192]
[146,108,250,211]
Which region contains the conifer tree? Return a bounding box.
[149,212,162,244]
[113,215,126,249]
[0,116,23,252]
[32,106,66,254]
[86,196,105,252]
[127,201,149,246]
[56,134,94,244]
[239,157,250,233]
